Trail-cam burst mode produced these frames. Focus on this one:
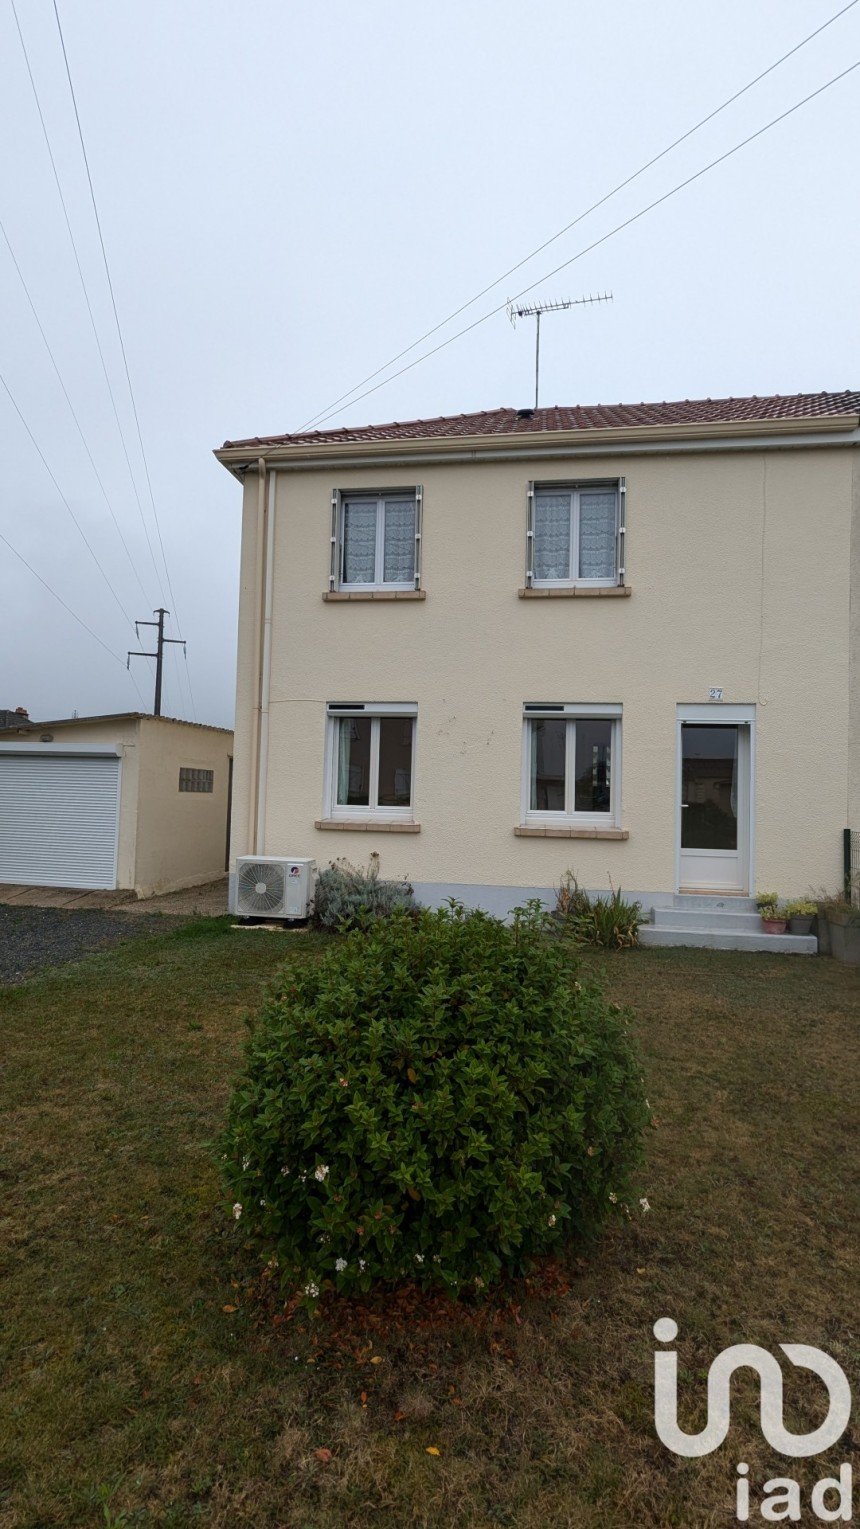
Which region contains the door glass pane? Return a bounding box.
[342,499,377,583]
[533,493,571,581]
[382,498,416,584]
[336,717,371,806]
[377,717,413,807]
[681,726,738,849]
[530,719,566,810]
[574,720,612,813]
[578,490,617,580]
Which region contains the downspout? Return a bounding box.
[246,458,266,855]
[255,467,276,855]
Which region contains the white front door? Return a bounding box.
[678,723,750,893]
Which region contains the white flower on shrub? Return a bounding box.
[608,1191,618,1204]
[232,1203,242,1220]
[432,1254,441,1264]
[639,1196,651,1213]
[304,1282,319,1299]
[335,1258,347,1272]
[358,1259,366,1272]
[314,1165,329,1182]
[547,1213,556,1226]
[280,1165,290,1176]
[242,1157,250,1171]
[414,1253,424,1264]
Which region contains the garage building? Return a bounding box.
[0,713,233,896]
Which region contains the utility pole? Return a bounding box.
[127,608,186,716]
[507,292,613,408]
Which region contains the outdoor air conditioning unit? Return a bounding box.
[235,856,316,921]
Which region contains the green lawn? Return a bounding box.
[0,920,857,1527]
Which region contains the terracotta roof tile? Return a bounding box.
[222,392,860,450]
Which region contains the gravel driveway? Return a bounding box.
[0,906,176,986]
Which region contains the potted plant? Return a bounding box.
[756,893,787,935]
[785,899,816,936]
[819,894,860,965]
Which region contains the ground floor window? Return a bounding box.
[325,703,416,820]
[522,704,621,827]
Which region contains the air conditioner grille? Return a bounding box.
[238,859,286,915]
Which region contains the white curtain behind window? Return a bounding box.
[383,499,416,583]
[578,490,616,580]
[534,493,571,580]
[342,500,377,583]
[336,718,351,803]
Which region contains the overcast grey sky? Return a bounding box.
[2,0,858,728]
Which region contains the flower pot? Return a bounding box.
[761,918,788,934]
[826,904,860,965]
[788,916,813,936]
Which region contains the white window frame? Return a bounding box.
[527,479,625,589]
[520,703,622,828]
[323,702,417,821]
[332,489,422,592]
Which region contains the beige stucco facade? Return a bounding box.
[221,417,859,913]
[0,714,232,896]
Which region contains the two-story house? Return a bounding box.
[215,392,860,950]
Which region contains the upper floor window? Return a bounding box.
[527,480,625,588]
[331,489,422,592]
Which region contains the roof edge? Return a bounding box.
[214,411,860,473]
[0,712,233,735]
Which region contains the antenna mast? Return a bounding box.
[508,292,612,409]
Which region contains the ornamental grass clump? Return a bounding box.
[221,903,649,1298]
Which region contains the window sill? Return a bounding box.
[315,818,421,833]
[323,590,426,602]
[518,585,631,599]
[515,825,629,839]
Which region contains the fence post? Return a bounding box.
[845,827,859,904]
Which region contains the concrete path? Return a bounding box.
[0,877,228,917]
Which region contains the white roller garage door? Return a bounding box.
[0,752,121,890]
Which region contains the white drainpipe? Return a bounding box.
[255,467,276,855]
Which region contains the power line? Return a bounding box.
[51,0,196,720]
[0,367,146,640]
[0,214,152,610]
[299,0,860,431]
[303,59,860,430]
[0,528,146,700]
[9,0,167,610]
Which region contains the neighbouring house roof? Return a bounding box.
[221,391,860,451]
[0,712,232,736]
[0,709,30,729]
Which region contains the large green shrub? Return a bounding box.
[312,855,415,931]
[221,903,649,1297]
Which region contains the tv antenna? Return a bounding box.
[507,292,612,409]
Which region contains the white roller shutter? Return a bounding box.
[0,753,120,890]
